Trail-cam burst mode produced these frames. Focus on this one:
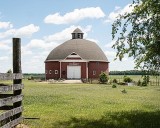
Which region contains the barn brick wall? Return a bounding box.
[88,61,109,79]
[65,58,82,60]
[45,61,60,80]
[45,61,109,80]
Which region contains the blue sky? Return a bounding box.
[0,0,135,73]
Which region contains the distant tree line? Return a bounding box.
[109,70,159,75]
[23,73,45,80]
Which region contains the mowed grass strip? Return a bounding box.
[21,80,160,128]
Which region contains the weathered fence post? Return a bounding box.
[0,38,23,127]
[13,38,22,120]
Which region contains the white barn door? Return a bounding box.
[67,66,81,79]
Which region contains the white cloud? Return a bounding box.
[105,39,129,50]
[24,39,59,52]
[44,7,105,24]
[0,24,40,39]
[105,50,135,71]
[21,46,33,56]
[0,42,11,50]
[44,27,73,42]
[14,24,40,37]
[0,56,10,73]
[109,59,135,71]
[105,4,135,23]
[0,56,9,61]
[115,6,121,11]
[23,59,45,73]
[105,40,116,48]
[0,22,13,29]
[44,25,92,43]
[0,39,12,44]
[0,29,16,39]
[105,51,116,58]
[26,39,45,48]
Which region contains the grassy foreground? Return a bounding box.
[21,80,160,128]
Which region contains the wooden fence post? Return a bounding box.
[13,38,22,120]
[0,38,23,127]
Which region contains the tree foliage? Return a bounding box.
[6,69,12,74]
[123,76,133,83]
[142,75,150,86]
[112,0,160,71]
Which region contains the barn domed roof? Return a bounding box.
[45,28,109,62]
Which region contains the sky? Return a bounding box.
[0,0,136,73]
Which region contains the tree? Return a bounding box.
[7,69,12,74]
[142,75,150,86]
[112,0,160,72]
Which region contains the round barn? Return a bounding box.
[45,28,109,80]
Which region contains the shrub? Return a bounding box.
[41,77,45,81]
[112,84,117,88]
[142,81,147,86]
[28,76,34,80]
[121,89,127,93]
[137,80,142,86]
[141,75,150,86]
[123,76,132,83]
[113,78,118,83]
[118,82,126,85]
[99,72,109,84]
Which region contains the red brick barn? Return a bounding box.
[45,28,109,80]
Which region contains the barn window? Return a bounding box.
[71,52,77,55]
[49,70,52,74]
[93,70,96,75]
[55,70,58,74]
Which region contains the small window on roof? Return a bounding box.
[71,52,77,55]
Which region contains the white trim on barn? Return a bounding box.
[60,60,88,62]
[60,61,61,78]
[86,62,88,79]
[45,59,108,62]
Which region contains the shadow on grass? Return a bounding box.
[54,110,160,128]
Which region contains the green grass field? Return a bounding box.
[19,79,160,128]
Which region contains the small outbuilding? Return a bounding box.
[45,28,109,80]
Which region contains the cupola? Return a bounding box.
[72,28,84,39]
